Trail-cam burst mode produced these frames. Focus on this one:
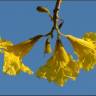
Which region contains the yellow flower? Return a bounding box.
[65,34,96,71]
[1,35,42,76]
[36,38,80,87]
[44,39,52,54]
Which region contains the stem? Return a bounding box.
[53,0,63,37]
[43,0,65,38]
[43,21,64,38]
[47,12,53,21]
[53,0,62,21]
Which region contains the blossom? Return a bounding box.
[65,34,96,71]
[0,35,42,76]
[36,38,80,87]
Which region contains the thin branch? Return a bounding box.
[50,0,65,39]
[53,0,62,27]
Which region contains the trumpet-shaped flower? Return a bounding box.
[1,35,42,76]
[65,35,96,71]
[36,39,80,87]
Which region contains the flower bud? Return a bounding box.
[37,6,49,13]
[44,39,52,54]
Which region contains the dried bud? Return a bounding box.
[44,39,52,54]
[37,6,49,13]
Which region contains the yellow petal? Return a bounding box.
[83,32,96,48]
[54,69,68,87]
[21,63,33,75]
[0,39,13,49]
[65,54,81,80]
[3,51,33,76]
[3,51,21,76]
[83,32,96,41]
[36,66,47,79]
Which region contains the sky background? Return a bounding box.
[0,0,96,95]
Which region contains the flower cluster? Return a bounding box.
[0,33,96,86]
[0,0,96,87]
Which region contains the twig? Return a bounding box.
[53,0,64,37]
[53,0,62,26]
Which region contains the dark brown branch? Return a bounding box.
[53,0,62,27]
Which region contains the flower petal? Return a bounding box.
[0,39,13,49]
[83,32,96,41]
[21,63,33,75]
[3,51,21,76]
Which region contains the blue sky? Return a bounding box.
[0,1,96,95]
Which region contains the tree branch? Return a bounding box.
[53,0,62,27]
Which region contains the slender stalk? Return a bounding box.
[43,21,64,38]
[53,0,63,37]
